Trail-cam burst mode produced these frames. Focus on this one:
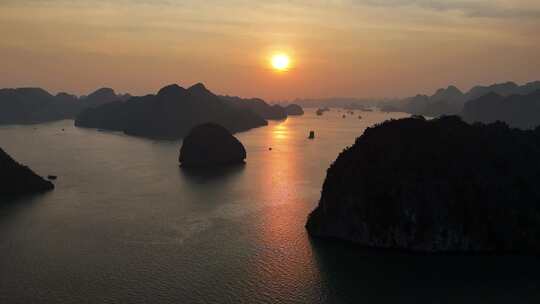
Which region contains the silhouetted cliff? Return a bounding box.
[179,123,246,167]
[221,96,287,120]
[0,148,54,197]
[307,116,540,253]
[75,83,268,139]
[462,90,540,129]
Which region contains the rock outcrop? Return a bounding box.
[284,104,304,116]
[0,148,54,197]
[179,123,246,167]
[307,115,540,253]
[75,83,268,139]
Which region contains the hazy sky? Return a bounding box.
[1,0,539,100]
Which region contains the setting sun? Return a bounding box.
[271,54,291,71]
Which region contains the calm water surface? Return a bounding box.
[1,110,539,303]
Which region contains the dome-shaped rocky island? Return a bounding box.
[179,123,247,168]
[1,148,54,197]
[306,116,540,253]
[284,104,304,116]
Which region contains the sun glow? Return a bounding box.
[271,54,291,71]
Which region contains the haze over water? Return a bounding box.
[1,110,539,303]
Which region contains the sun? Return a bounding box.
[271,54,291,71]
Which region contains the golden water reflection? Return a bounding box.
[271,122,289,140]
[246,117,318,297]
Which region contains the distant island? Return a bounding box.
[0,148,54,197]
[381,81,540,119]
[281,97,383,109]
[75,83,268,139]
[284,104,304,116]
[462,90,540,129]
[220,95,287,120]
[316,107,330,116]
[219,96,287,120]
[307,116,540,253]
[0,87,130,125]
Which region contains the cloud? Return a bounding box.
[359,0,540,19]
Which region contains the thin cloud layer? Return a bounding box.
[359,0,540,19]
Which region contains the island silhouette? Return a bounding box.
[307,115,540,253]
[179,123,247,168]
[381,81,540,122]
[0,87,131,125]
[0,147,54,197]
[75,83,269,139]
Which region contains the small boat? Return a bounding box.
[47,175,58,180]
[316,107,330,116]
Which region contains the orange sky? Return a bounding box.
[1,0,539,101]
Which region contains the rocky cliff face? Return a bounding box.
[0,148,54,198]
[306,116,540,253]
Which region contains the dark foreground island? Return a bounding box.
[179,123,246,167]
[1,148,54,197]
[307,115,540,253]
